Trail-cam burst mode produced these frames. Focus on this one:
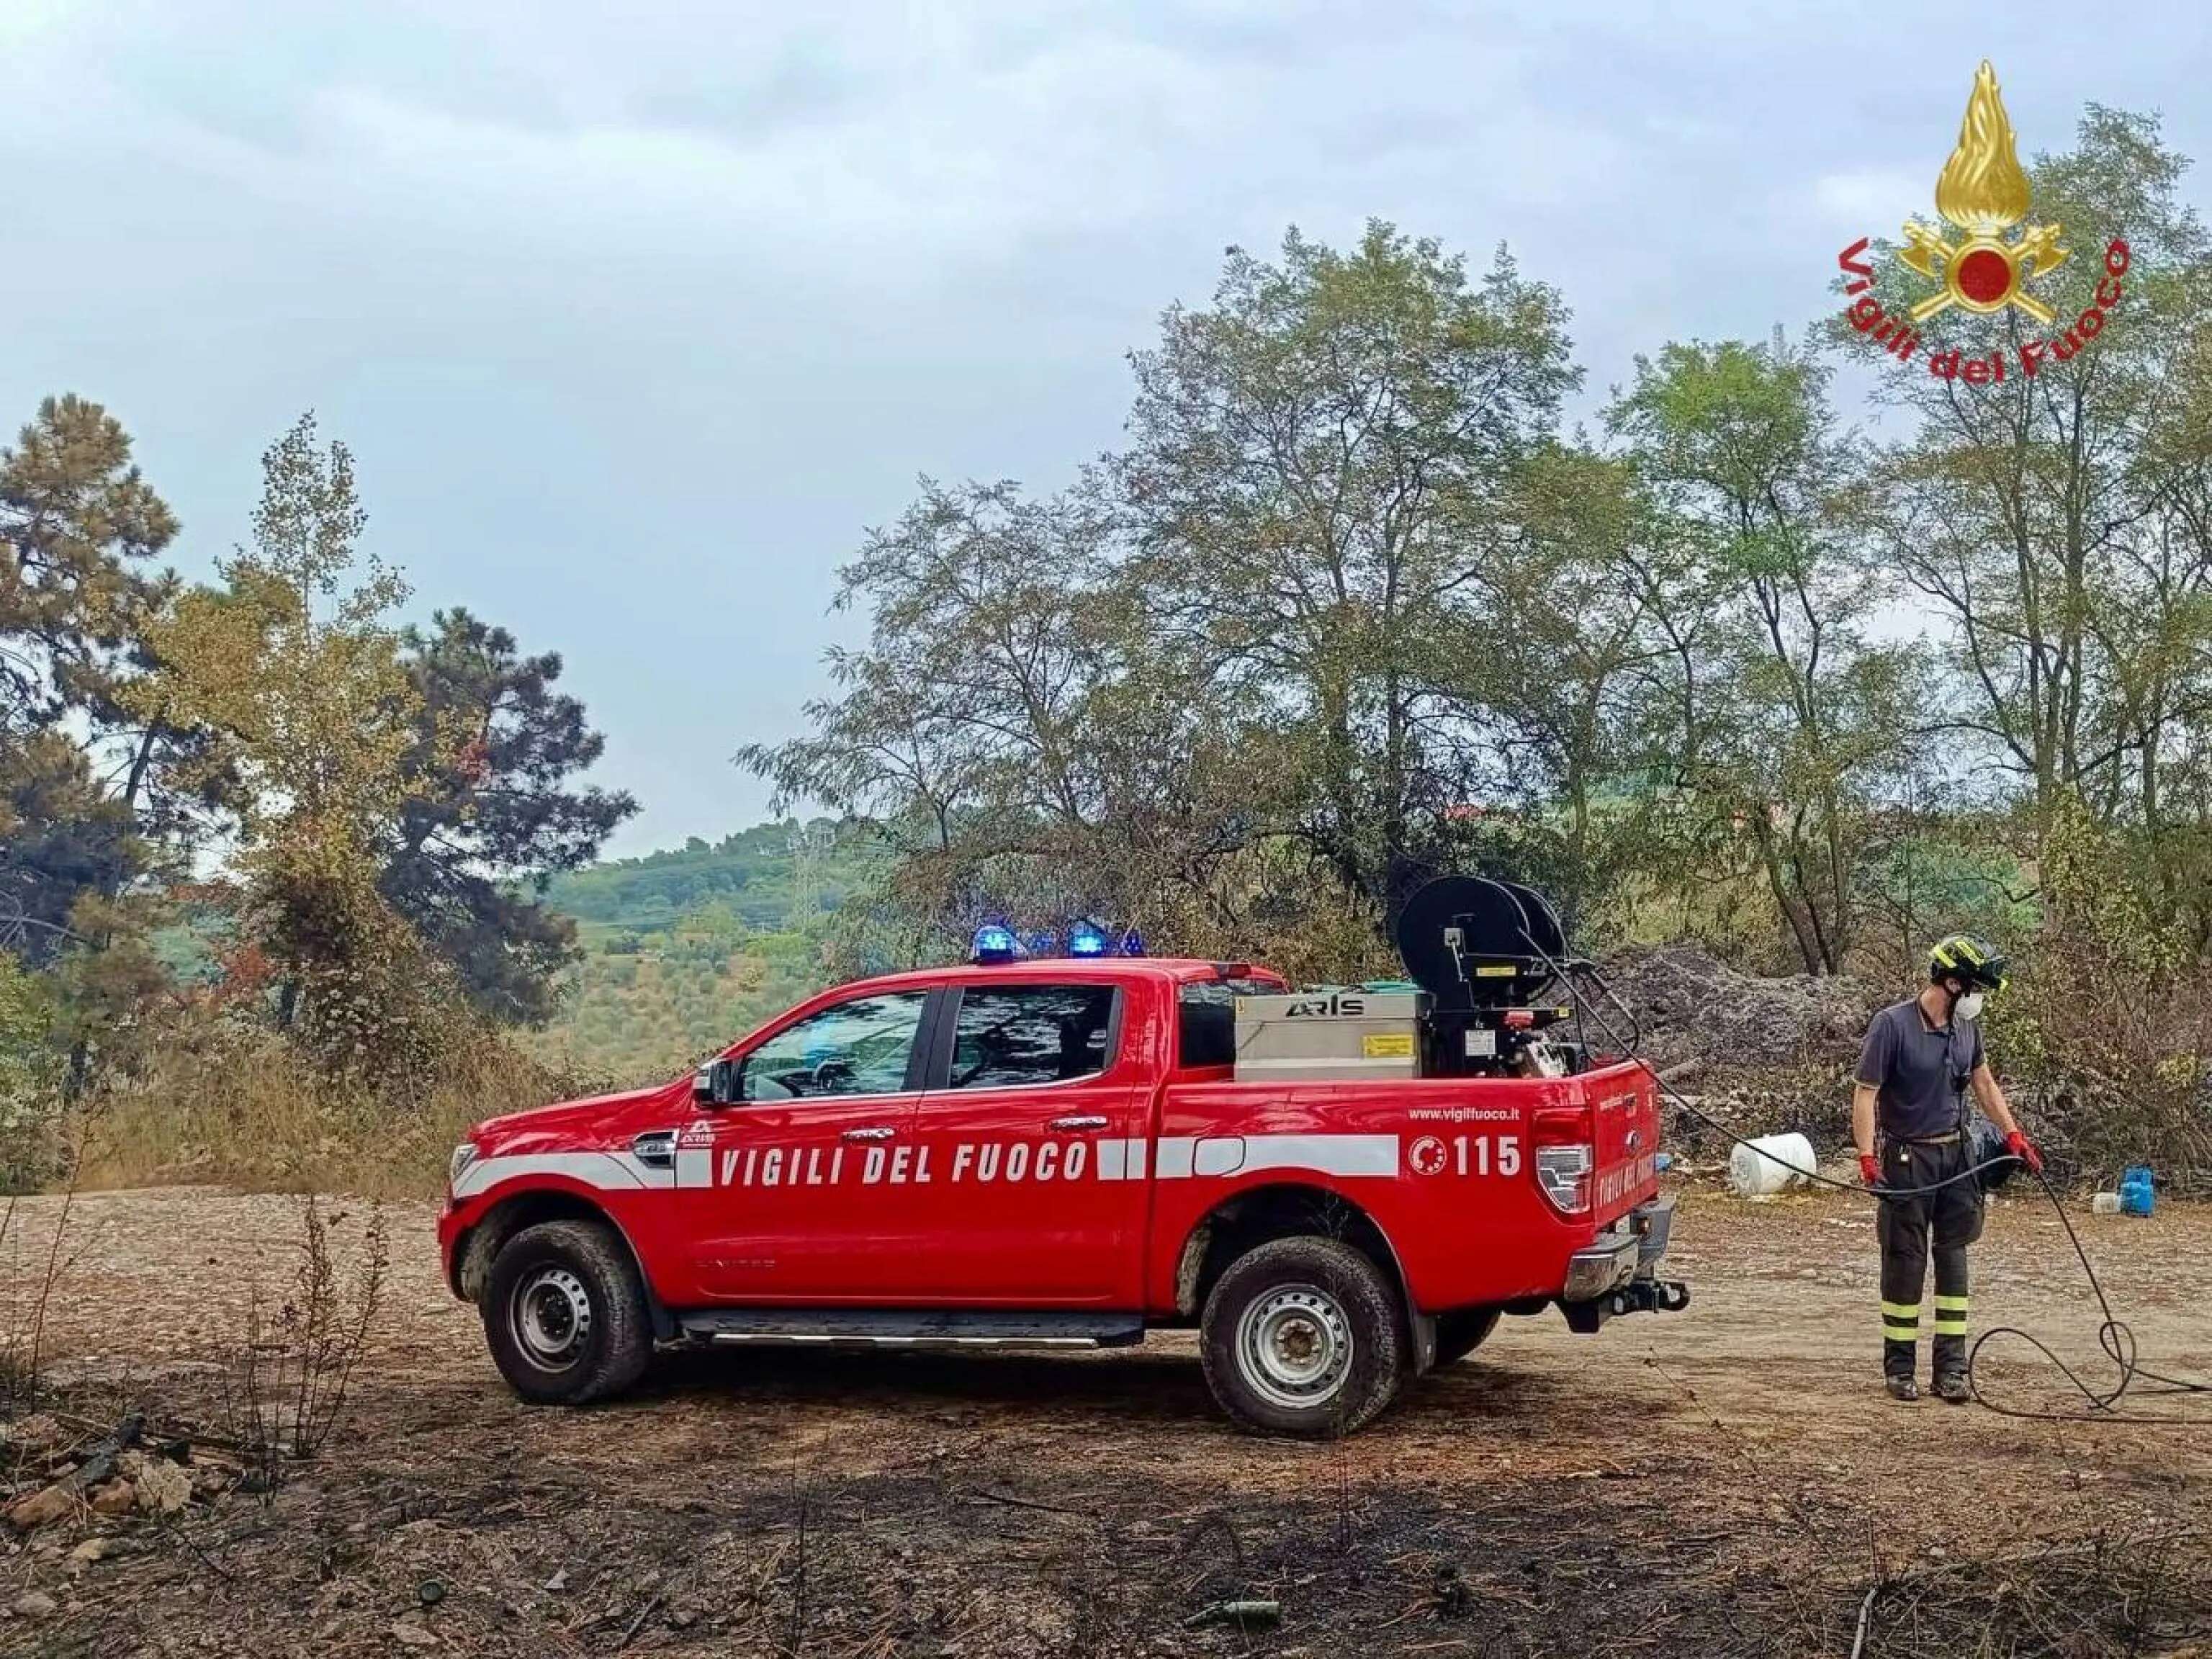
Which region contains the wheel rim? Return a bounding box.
[1236,1282,1353,1411]
[510,1265,593,1372]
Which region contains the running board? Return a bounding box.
[673,1309,1146,1350]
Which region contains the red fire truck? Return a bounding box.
[440,884,1684,1435]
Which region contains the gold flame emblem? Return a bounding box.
[1899,62,2067,324]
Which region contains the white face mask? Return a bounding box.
[1954,991,1986,1022]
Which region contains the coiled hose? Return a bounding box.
[1542,947,2211,1422]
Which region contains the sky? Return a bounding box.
[5,1,2208,859]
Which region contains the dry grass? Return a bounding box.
[68,1025,594,1200]
[222,1194,390,1488]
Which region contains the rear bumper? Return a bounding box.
[1560,1195,1688,1332]
[1562,1232,1640,1300]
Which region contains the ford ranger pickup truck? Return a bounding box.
[439,954,1683,1435]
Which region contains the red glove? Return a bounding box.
[2005,1130,2044,1174]
[1859,1151,1882,1187]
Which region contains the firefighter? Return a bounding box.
[1851,935,2043,1403]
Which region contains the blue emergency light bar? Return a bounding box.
[968,918,1144,962]
[971,923,1019,963]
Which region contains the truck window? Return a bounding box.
[1178,983,1235,1068]
[741,992,929,1101]
[948,985,1117,1089]
[1178,979,1276,1069]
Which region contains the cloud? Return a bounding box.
[3,1,2206,853]
[1809,168,1930,230]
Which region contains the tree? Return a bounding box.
[1449,441,1711,937]
[1858,109,2212,854]
[0,397,183,963]
[0,395,176,736]
[1116,222,1580,917]
[740,480,1126,961]
[381,608,637,1025]
[145,414,442,1069]
[1610,336,1912,973]
[0,732,135,965]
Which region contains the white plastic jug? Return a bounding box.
[1728,1131,1818,1197]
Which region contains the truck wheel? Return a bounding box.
[1433,1308,1501,1367]
[481,1219,652,1405]
[1200,1236,1406,1437]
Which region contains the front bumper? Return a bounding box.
[1560,1195,1689,1333]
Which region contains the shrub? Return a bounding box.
[0,957,62,1193]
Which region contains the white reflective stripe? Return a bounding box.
[452,1151,660,1199]
[608,1151,677,1190]
[675,1147,714,1190]
[1242,1133,1398,1177]
[1193,1137,1244,1177]
[1095,1138,1149,1181]
[1155,1133,1400,1180]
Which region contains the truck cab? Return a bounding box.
[439,953,1683,1435]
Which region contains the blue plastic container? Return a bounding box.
[2119,1164,2156,1218]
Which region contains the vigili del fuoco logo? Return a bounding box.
[1836,60,2129,382]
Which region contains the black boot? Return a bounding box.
[1933,1371,1970,1404]
[1886,1375,1919,1402]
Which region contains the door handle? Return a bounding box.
[1048,1115,1110,1132]
[840,1125,896,1143]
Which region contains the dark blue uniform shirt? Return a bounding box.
[1856,997,1982,1141]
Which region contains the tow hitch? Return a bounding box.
[1560,1275,1691,1334]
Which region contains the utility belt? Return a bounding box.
[1884,1130,1962,1146]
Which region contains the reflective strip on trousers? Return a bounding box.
[1881,1299,1920,1343]
[1933,1292,1967,1336]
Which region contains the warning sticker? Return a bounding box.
[1362,1033,1415,1059]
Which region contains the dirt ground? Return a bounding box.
[4,1182,2212,1658]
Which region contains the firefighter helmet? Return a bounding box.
[1929,932,2008,992]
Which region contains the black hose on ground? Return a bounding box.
[1531,942,2212,1422]
[1666,1083,2211,1421]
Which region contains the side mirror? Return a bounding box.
[692,1057,742,1106]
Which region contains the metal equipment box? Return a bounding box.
[1233,989,1429,1082]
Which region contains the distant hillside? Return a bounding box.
[539,819,883,1084]
[543,819,873,937]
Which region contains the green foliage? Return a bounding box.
[542,911,835,1086]
[140,414,456,1076]
[1609,333,1921,974]
[544,820,871,932]
[1118,224,1579,914]
[531,822,883,1083]
[379,608,637,1025]
[0,393,176,736]
[742,225,1600,979]
[0,953,60,1189]
[0,397,185,974]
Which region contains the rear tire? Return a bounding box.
[480,1219,653,1405]
[1200,1236,1406,1437]
[1433,1307,1501,1367]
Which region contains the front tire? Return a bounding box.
[480,1219,653,1405]
[1433,1307,1501,1367]
[1200,1236,1406,1437]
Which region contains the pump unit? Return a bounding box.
[1232,989,1426,1082]
[1230,876,1640,1084]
